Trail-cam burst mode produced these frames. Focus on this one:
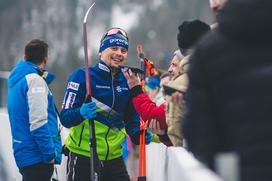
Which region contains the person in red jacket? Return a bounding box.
[124,69,173,146]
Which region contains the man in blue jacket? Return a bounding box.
[8,39,62,181]
[60,27,151,181]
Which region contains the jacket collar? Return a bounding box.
[97,60,122,78]
[98,60,111,73]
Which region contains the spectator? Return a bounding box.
[209,0,228,29]
[166,20,211,146]
[124,69,172,146]
[209,0,227,15]
[183,0,272,180]
[168,50,184,80]
[125,20,211,147]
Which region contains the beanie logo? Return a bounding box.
[109,38,128,45]
[99,34,129,53]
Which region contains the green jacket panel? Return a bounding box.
[65,120,126,160]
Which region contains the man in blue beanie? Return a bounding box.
[60,27,151,181]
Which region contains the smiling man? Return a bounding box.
[60,27,151,181]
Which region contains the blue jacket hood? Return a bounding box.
[8,60,38,88]
[8,60,56,87]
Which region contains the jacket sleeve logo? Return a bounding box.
[31,87,46,93]
[67,81,79,91]
[64,92,77,109]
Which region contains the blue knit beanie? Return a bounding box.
[99,34,129,53]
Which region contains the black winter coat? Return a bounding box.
[183,0,272,180]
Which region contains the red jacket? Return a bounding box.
[132,93,167,129]
[130,85,172,146]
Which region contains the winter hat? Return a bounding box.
[99,34,129,53]
[177,20,211,49]
[145,77,160,90]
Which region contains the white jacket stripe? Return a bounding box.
[26,73,48,131]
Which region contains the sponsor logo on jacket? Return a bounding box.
[65,92,77,109]
[96,85,110,89]
[68,81,79,91]
[116,86,128,92]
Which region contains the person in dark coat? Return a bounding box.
[182,0,272,180]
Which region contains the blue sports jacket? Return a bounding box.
[60,60,141,159]
[7,60,62,167]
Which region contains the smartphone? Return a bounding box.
[119,65,145,75]
[162,84,184,96]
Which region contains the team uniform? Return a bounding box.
[61,60,145,181]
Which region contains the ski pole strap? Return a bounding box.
[144,58,155,77]
[136,44,146,81]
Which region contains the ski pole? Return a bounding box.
[138,119,147,181]
[136,44,147,181]
[83,2,100,181]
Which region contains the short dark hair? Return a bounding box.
[25,39,48,64]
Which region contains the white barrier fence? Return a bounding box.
[146,143,223,181]
[1,111,223,181]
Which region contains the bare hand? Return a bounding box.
[124,69,141,89]
[171,91,184,105]
[148,119,165,135]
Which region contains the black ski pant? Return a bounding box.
[19,162,54,181]
[67,151,130,181]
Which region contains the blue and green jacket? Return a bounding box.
[60,60,141,160]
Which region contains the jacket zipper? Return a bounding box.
[105,73,115,160]
[78,124,85,147]
[104,127,111,160]
[110,72,116,112]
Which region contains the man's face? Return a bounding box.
[100,46,128,69]
[209,0,227,14]
[168,55,180,80]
